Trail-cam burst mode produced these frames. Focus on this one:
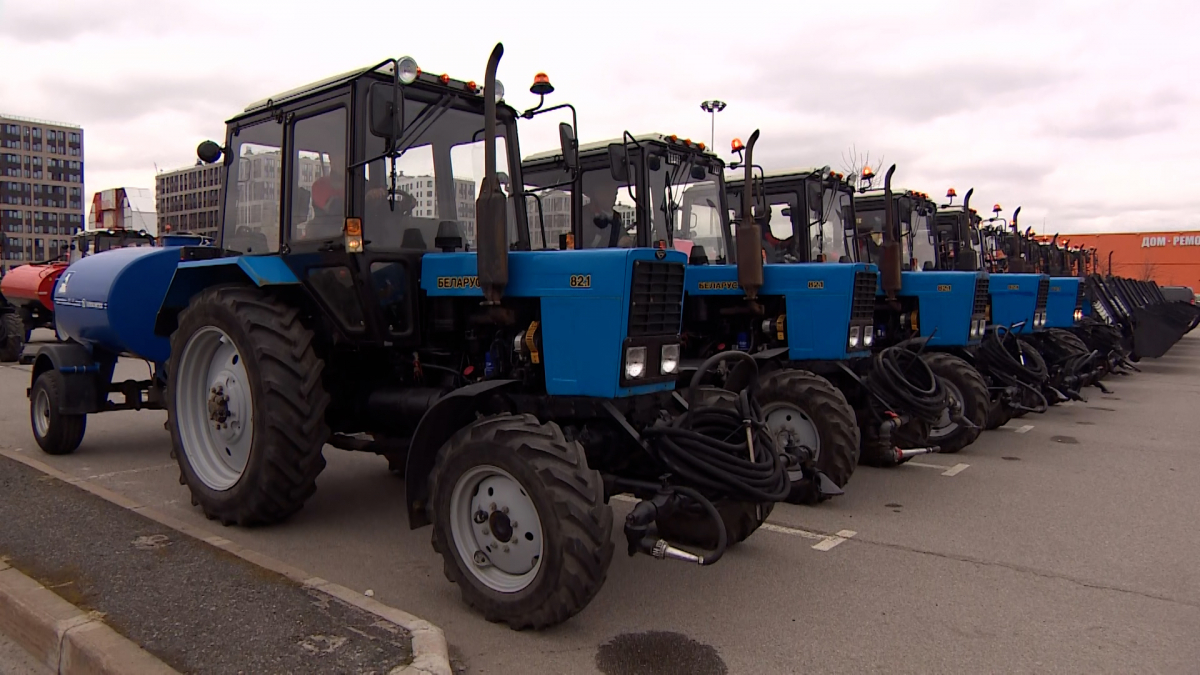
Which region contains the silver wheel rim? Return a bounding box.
[175,326,254,491]
[33,388,51,439]
[930,378,963,439]
[449,465,544,593]
[764,402,821,462]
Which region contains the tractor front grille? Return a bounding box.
[973,277,990,317]
[1036,277,1049,313]
[628,260,685,337]
[851,270,877,322]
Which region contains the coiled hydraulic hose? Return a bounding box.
[642,352,791,504]
[977,325,1049,411]
[861,343,949,424]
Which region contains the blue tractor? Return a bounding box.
[29,45,792,629]
[846,167,991,458]
[521,130,862,499]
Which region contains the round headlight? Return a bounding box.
[495,80,505,102]
[397,56,419,84]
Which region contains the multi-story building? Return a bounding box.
[0,114,85,274]
[155,161,223,239]
[394,174,477,244]
[88,187,157,234]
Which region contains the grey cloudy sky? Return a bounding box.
[2,0,1197,233]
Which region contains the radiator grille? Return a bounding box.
[628,260,685,337]
[1035,277,1049,313]
[851,270,877,322]
[1075,283,1085,310]
[973,277,990,317]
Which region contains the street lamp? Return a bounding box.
[700,100,726,150]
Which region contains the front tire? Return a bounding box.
[0,312,24,362]
[429,414,614,630]
[167,285,330,526]
[922,353,988,453]
[30,370,86,455]
[757,368,859,496]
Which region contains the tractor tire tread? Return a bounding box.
[757,368,859,487]
[169,285,330,527]
[0,312,24,362]
[921,352,988,453]
[428,414,614,631]
[30,370,86,455]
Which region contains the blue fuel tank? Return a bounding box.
[53,247,183,364]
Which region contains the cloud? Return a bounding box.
[1040,88,1188,140]
[0,0,192,44]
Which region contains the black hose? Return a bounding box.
[643,352,791,503]
[861,344,948,423]
[672,485,727,566]
[977,325,1050,411]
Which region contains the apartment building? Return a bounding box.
[0,114,85,274]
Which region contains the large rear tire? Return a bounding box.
[29,370,86,455]
[921,353,988,453]
[167,285,330,526]
[429,414,614,630]
[0,312,24,362]
[757,368,859,493]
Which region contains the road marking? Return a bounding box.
[906,461,970,476]
[1004,424,1035,433]
[612,494,855,551]
[77,463,177,482]
[1060,400,1075,407]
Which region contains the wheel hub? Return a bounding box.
[176,327,254,491]
[764,403,821,463]
[930,379,963,438]
[450,466,545,592]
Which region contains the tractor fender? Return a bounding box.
[27,342,106,415]
[154,257,300,338]
[404,378,521,528]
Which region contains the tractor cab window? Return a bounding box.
[646,149,723,253]
[223,118,283,254]
[728,189,795,263]
[580,168,637,249]
[908,207,936,271]
[853,206,886,264]
[522,162,575,250]
[811,187,851,262]
[678,180,725,260]
[362,100,515,253]
[290,107,347,243]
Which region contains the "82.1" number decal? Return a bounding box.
[569,274,592,288]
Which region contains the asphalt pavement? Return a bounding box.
[2,329,1198,674]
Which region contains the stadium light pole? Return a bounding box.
[700,100,727,150]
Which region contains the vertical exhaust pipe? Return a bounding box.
[735,129,763,302]
[1009,206,1024,273]
[879,164,901,300]
[476,43,508,306]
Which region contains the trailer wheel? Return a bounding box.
[757,369,859,495]
[168,286,330,526]
[29,370,86,455]
[0,312,24,362]
[429,414,613,630]
[922,353,988,453]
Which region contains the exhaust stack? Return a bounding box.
[735,129,763,302]
[476,43,508,306]
[1009,206,1025,273]
[879,164,901,300]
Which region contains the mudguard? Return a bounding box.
[404,379,521,528]
[27,342,106,415]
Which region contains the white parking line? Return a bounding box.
[906,461,971,476]
[612,494,855,551]
[1003,424,1035,433]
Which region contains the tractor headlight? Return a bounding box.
[848,325,861,349]
[1074,308,1083,322]
[863,328,874,347]
[969,321,979,339]
[660,344,680,374]
[624,346,646,379]
[977,318,987,336]
[396,56,419,84]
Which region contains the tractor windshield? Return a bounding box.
[852,203,886,265]
[811,186,851,262]
[646,148,725,253]
[358,102,519,252]
[908,207,937,271]
[679,180,727,260]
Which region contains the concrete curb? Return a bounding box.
[0,448,453,675]
[0,559,177,675]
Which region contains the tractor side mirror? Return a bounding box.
[558,123,578,170]
[196,140,224,164]
[607,143,629,182]
[690,165,707,181]
[368,82,401,139]
[647,155,662,171]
